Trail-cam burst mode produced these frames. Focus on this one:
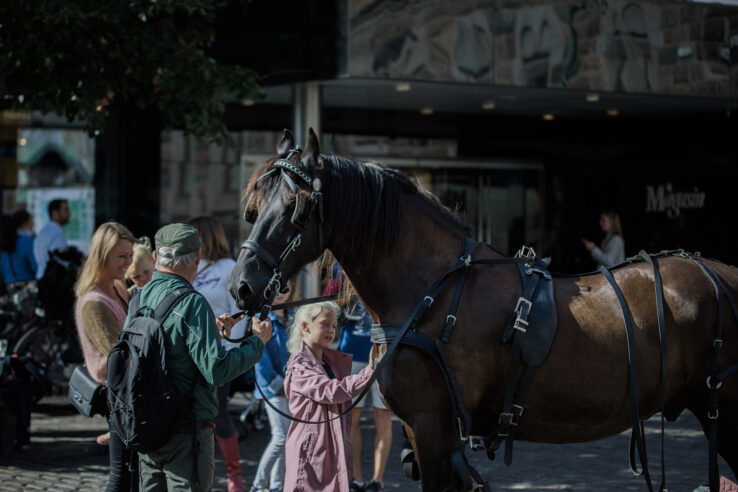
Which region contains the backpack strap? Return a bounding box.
[129,289,142,316]
[152,287,196,322]
[149,285,201,486]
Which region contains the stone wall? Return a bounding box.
[349,0,738,97]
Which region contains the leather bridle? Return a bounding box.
[238,145,325,322]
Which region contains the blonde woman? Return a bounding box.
[74,221,136,492]
[283,301,374,492]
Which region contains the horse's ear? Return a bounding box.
[304,127,320,160]
[277,129,295,155]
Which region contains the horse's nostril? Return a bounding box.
[237,282,252,303]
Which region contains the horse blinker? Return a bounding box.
[291,192,312,231]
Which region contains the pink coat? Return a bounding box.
[284,343,374,492]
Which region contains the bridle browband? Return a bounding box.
[236,145,325,331]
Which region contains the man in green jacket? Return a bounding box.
[134,223,272,491]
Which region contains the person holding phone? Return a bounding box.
[582,211,625,268]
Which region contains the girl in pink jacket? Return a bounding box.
[284,301,374,492]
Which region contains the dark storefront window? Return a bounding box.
[431,167,543,256]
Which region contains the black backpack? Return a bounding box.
[106,286,196,452]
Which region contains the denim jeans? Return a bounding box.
[108,426,138,492]
[252,396,290,490]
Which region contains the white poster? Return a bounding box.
[20,187,96,254]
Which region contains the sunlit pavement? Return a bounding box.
[0,394,734,491]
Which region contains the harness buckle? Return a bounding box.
[513,318,528,333]
[514,297,532,314]
[497,412,514,434]
[264,270,282,300]
[468,436,486,451]
[460,254,472,267]
[446,315,457,328]
[512,404,525,421]
[514,245,537,259]
[708,408,719,420]
[424,296,434,307]
[457,417,469,442]
[714,338,723,348]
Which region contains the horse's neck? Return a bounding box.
[330,194,466,323]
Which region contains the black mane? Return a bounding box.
[320,155,467,260]
[246,152,467,261]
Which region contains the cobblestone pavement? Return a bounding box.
[1,394,735,491]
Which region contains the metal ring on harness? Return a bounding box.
[706,375,723,390]
[264,270,282,300]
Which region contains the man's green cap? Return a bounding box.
[155,223,200,259]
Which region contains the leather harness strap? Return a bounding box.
[639,251,668,492]
[683,255,738,492]
[600,265,655,492]
[242,239,280,269]
[370,237,535,490]
[488,271,542,465]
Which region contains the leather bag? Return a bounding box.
[68,365,106,417]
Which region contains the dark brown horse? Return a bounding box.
[229,129,738,491]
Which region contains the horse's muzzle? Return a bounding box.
[228,269,255,311]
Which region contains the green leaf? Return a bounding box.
[0,0,261,142]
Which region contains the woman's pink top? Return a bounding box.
[284,342,374,492]
[74,284,129,383]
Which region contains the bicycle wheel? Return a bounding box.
[13,321,76,385]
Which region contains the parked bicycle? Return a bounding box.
[1,248,84,397]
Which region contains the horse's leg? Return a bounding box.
[688,386,738,479]
[378,347,460,491]
[411,412,459,492]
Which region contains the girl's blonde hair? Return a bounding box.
[126,237,154,279]
[287,301,340,353]
[74,221,135,297]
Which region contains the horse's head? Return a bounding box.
[229,128,325,313]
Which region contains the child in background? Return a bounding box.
[125,237,155,294]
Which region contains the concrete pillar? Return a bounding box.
[292,83,322,149]
[292,83,322,298]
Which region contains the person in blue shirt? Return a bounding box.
[34,199,70,279]
[1,210,38,286]
[326,265,392,492]
[251,281,294,492]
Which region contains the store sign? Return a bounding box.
[646,182,705,218]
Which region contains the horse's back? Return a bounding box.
[520,256,731,441]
